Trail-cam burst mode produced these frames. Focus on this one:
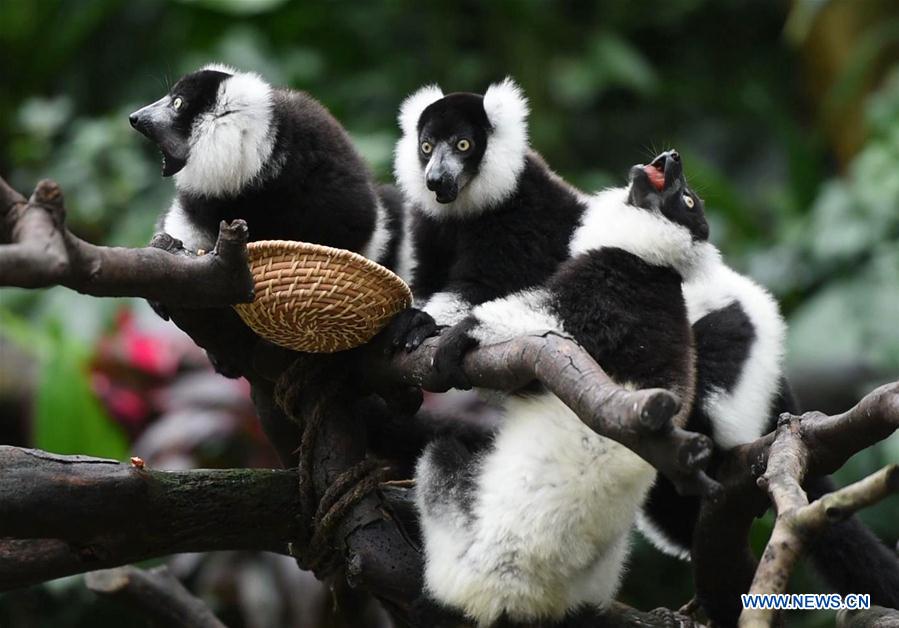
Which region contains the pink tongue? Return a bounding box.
[644,165,665,191]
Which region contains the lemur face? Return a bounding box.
[417,94,490,203]
[130,69,232,177]
[628,150,709,241]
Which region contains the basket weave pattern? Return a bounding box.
[234,240,412,353]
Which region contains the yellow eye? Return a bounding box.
[683,194,695,209]
[421,142,433,154]
[172,97,183,111]
[457,139,471,151]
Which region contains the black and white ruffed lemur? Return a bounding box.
[129,63,404,271]
[411,151,704,626]
[129,64,407,383]
[384,78,593,354]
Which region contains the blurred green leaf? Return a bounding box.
[32,326,129,459]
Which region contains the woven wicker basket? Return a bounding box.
[233,240,412,353]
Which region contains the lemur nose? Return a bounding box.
[668,150,680,162]
[129,112,140,129]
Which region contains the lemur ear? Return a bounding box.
[201,62,237,75]
[483,77,529,138]
[398,84,444,136]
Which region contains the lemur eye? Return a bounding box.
[421,142,433,154]
[683,194,695,209]
[172,97,184,111]
[456,139,471,151]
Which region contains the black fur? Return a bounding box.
[431,315,479,391]
[418,92,490,201]
[546,248,694,394]
[629,151,708,242]
[645,357,899,610]
[413,152,587,304]
[133,68,403,261]
[421,151,700,625]
[134,69,404,376]
[383,151,589,352]
[171,88,379,253]
[806,475,899,609]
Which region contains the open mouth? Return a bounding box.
[161,151,187,177]
[637,151,682,193]
[643,162,665,192]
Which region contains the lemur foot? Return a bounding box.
[380,307,439,353]
[432,316,479,391]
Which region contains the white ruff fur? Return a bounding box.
[635,509,691,561]
[162,199,213,253]
[417,393,655,624]
[684,259,786,449]
[571,187,710,281]
[175,67,276,197]
[468,289,562,345]
[393,203,416,285]
[362,198,390,264]
[394,77,529,220]
[421,291,471,326]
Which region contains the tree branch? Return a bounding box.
[691,381,899,627]
[364,331,719,497]
[837,606,899,628]
[0,447,298,590]
[0,176,253,306]
[85,565,227,628]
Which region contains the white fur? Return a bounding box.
[200,62,236,75]
[162,199,213,253]
[635,510,691,561]
[176,68,277,197]
[397,84,444,137]
[393,204,416,285]
[571,187,712,281]
[394,77,529,220]
[684,261,786,449]
[417,393,655,625]
[421,291,471,326]
[362,198,391,264]
[468,289,563,345]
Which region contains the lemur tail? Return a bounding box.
[805,474,899,609]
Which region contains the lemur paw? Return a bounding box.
[380,307,439,354]
[432,316,479,391]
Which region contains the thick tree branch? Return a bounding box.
[0,176,253,306]
[0,447,299,590]
[85,565,227,628]
[368,332,719,496]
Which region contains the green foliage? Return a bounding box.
[1,309,129,459]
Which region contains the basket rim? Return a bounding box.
[244,239,413,303]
